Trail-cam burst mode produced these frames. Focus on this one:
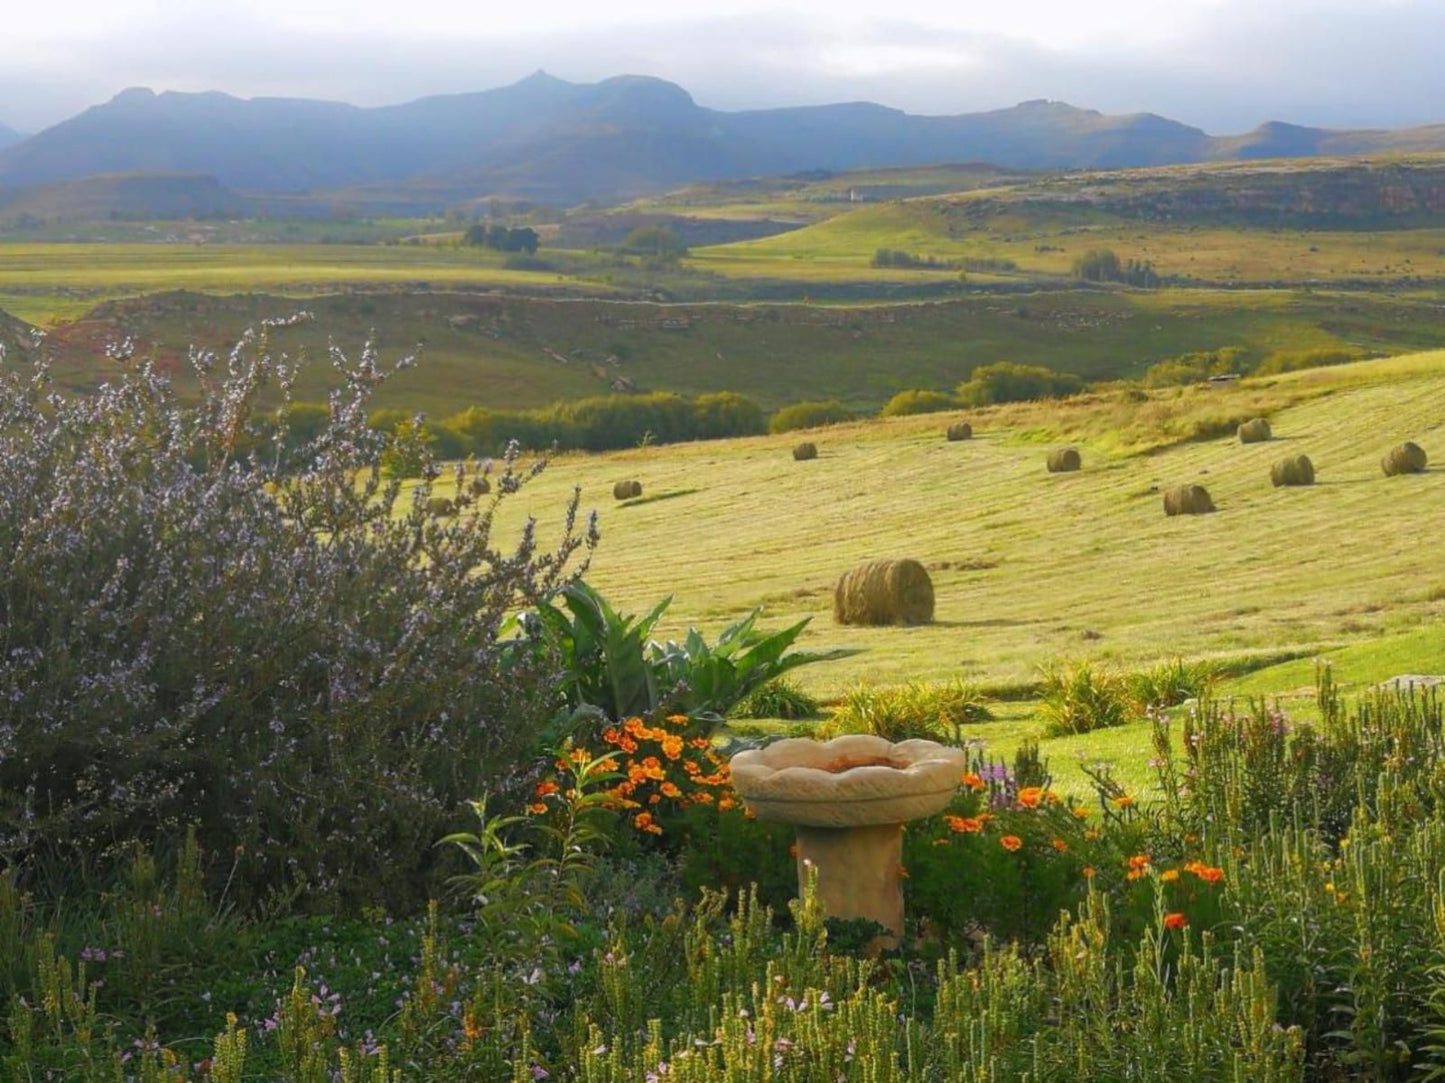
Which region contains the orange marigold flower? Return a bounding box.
[693,792,715,805]
[960,772,986,792]
[690,737,712,749]
[1082,865,1097,879]
[633,812,663,835]
[534,780,559,797]
[1000,835,1023,852]
[1018,786,1045,809]
[527,803,548,815]
[718,796,737,811]
[666,714,690,727]
[660,782,682,799]
[1164,912,1188,930]
[1071,807,1090,820]
[603,727,622,745]
[1127,854,1151,870]
[1113,795,1135,809]
[648,794,661,805]
[1193,865,1225,884]
[597,758,619,772]
[660,735,685,760]
[570,748,591,764]
[1160,869,1180,883]
[623,718,646,736]
[683,761,701,775]
[944,815,984,834]
[1051,838,1067,852]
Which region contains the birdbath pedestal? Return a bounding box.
[729,735,964,949]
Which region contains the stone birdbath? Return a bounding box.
[729,734,965,949]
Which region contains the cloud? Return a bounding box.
[2,0,1442,135]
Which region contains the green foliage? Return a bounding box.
[731,677,820,720]
[1039,659,1131,736]
[1073,247,1160,286]
[525,580,853,731]
[443,390,767,456]
[879,388,959,417]
[464,223,539,253]
[1126,657,1216,712]
[955,361,1085,406]
[829,678,991,743]
[767,399,855,433]
[1143,346,1249,387]
[870,248,955,270]
[619,225,687,259]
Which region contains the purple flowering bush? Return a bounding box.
[0,328,596,907]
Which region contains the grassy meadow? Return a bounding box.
[452,351,1445,790]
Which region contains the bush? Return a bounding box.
[768,399,855,434]
[731,677,820,720]
[871,248,955,270]
[828,679,991,743]
[879,389,959,417]
[0,333,597,908]
[1039,660,1131,736]
[956,362,1085,407]
[1126,657,1215,712]
[1143,347,1248,387]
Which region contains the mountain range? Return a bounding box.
[3,72,1445,209]
[0,122,24,150]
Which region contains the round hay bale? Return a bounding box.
[833,559,935,627]
[613,479,643,500]
[946,422,973,442]
[1163,484,1215,516]
[1270,454,1315,487]
[426,496,455,517]
[1046,447,1081,473]
[1238,418,1272,444]
[793,442,818,461]
[469,476,491,497]
[1381,441,1428,476]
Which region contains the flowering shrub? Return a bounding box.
[0,331,596,907]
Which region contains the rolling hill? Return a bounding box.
[5,74,1445,208]
[0,122,22,150]
[0,172,249,224]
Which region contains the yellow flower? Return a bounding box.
[1113,795,1135,809]
[1160,869,1180,883]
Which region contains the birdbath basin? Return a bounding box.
[729,734,965,948]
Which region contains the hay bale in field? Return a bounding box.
[1381,441,1428,476]
[793,442,818,461]
[1270,454,1315,487]
[469,476,491,497]
[613,480,643,500]
[1238,418,1272,444]
[946,422,973,442]
[1163,484,1215,516]
[427,497,455,517]
[832,559,935,626]
[1046,447,1081,473]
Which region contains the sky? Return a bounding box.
[3,0,1442,135]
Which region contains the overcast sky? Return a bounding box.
[3,0,1442,134]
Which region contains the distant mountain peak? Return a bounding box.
[111,87,157,104]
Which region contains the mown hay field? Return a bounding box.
[472,351,1444,700]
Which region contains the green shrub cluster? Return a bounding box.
[879,388,959,416]
[870,248,955,270]
[767,399,855,434]
[1254,346,1363,375]
[731,677,820,720]
[1041,657,1215,736]
[955,361,1085,406]
[1143,346,1250,387]
[828,678,992,743]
